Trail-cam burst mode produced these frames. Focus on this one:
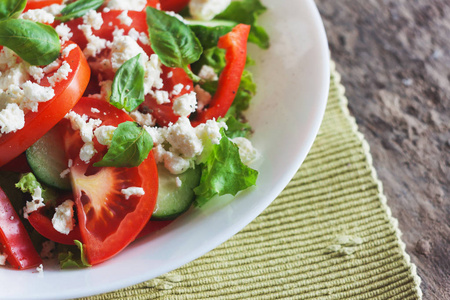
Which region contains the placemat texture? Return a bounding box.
[82,63,422,300]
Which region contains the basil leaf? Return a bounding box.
[56,0,104,22]
[146,6,202,81]
[110,54,145,112]
[0,19,60,65]
[0,0,26,21]
[94,122,153,168]
[194,128,258,206]
[188,20,236,49]
[215,0,269,49]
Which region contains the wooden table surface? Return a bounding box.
[315,1,449,299]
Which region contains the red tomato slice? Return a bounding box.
[0,42,90,167]
[28,206,82,246]
[0,187,42,270]
[62,98,158,265]
[24,0,62,11]
[192,24,250,126]
[160,0,190,12]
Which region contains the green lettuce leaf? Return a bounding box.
[194,129,258,206]
[215,0,269,49]
[15,172,58,205]
[223,116,252,139]
[58,240,91,269]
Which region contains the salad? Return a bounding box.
[0,0,268,271]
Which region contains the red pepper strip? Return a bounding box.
[0,153,31,174]
[28,208,81,246]
[192,24,251,126]
[0,188,42,269]
[159,0,190,12]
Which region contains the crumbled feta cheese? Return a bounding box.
[198,65,219,81]
[103,7,111,13]
[55,24,73,45]
[42,59,60,73]
[172,83,184,96]
[144,125,165,145]
[52,200,75,235]
[175,177,182,188]
[48,61,72,86]
[129,110,155,127]
[185,85,191,91]
[20,9,55,24]
[0,47,18,69]
[27,66,44,83]
[166,117,203,158]
[65,111,102,143]
[79,142,97,163]
[94,125,116,146]
[153,145,192,174]
[154,90,170,105]
[121,187,145,200]
[118,10,133,26]
[61,44,77,58]
[23,187,45,219]
[40,241,55,259]
[172,92,197,117]
[189,0,231,21]
[65,112,102,162]
[127,28,140,41]
[60,168,70,178]
[231,137,260,165]
[107,0,147,11]
[83,9,103,30]
[0,103,25,134]
[0,253,7,265]
[21,81,55,111]
[0,62,29,90]
[36,264,43,274]
[78,24,107,58]
[194,84,212,111]
[196,118,227,145]
[42,4,65,15]
[144,54,163,92]
[110,36,148,70]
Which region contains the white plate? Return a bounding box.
[0,1,329,299]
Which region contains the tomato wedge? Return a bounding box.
[0,187,42,269]
[24,0,63,11]
[62,98,158,265]
[142,65,194,127]
[160,0,190,12]
[0,42,90,167]
[28,207,82,246]
[192,24,250,126]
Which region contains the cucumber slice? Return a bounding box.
[152,165,202,220]
[26,126,71,190]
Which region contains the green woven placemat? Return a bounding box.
[83,63,422,300]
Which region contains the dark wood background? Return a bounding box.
[315,1,449,299]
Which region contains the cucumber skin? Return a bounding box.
[151,165,201,221]
[26,126,72,191]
